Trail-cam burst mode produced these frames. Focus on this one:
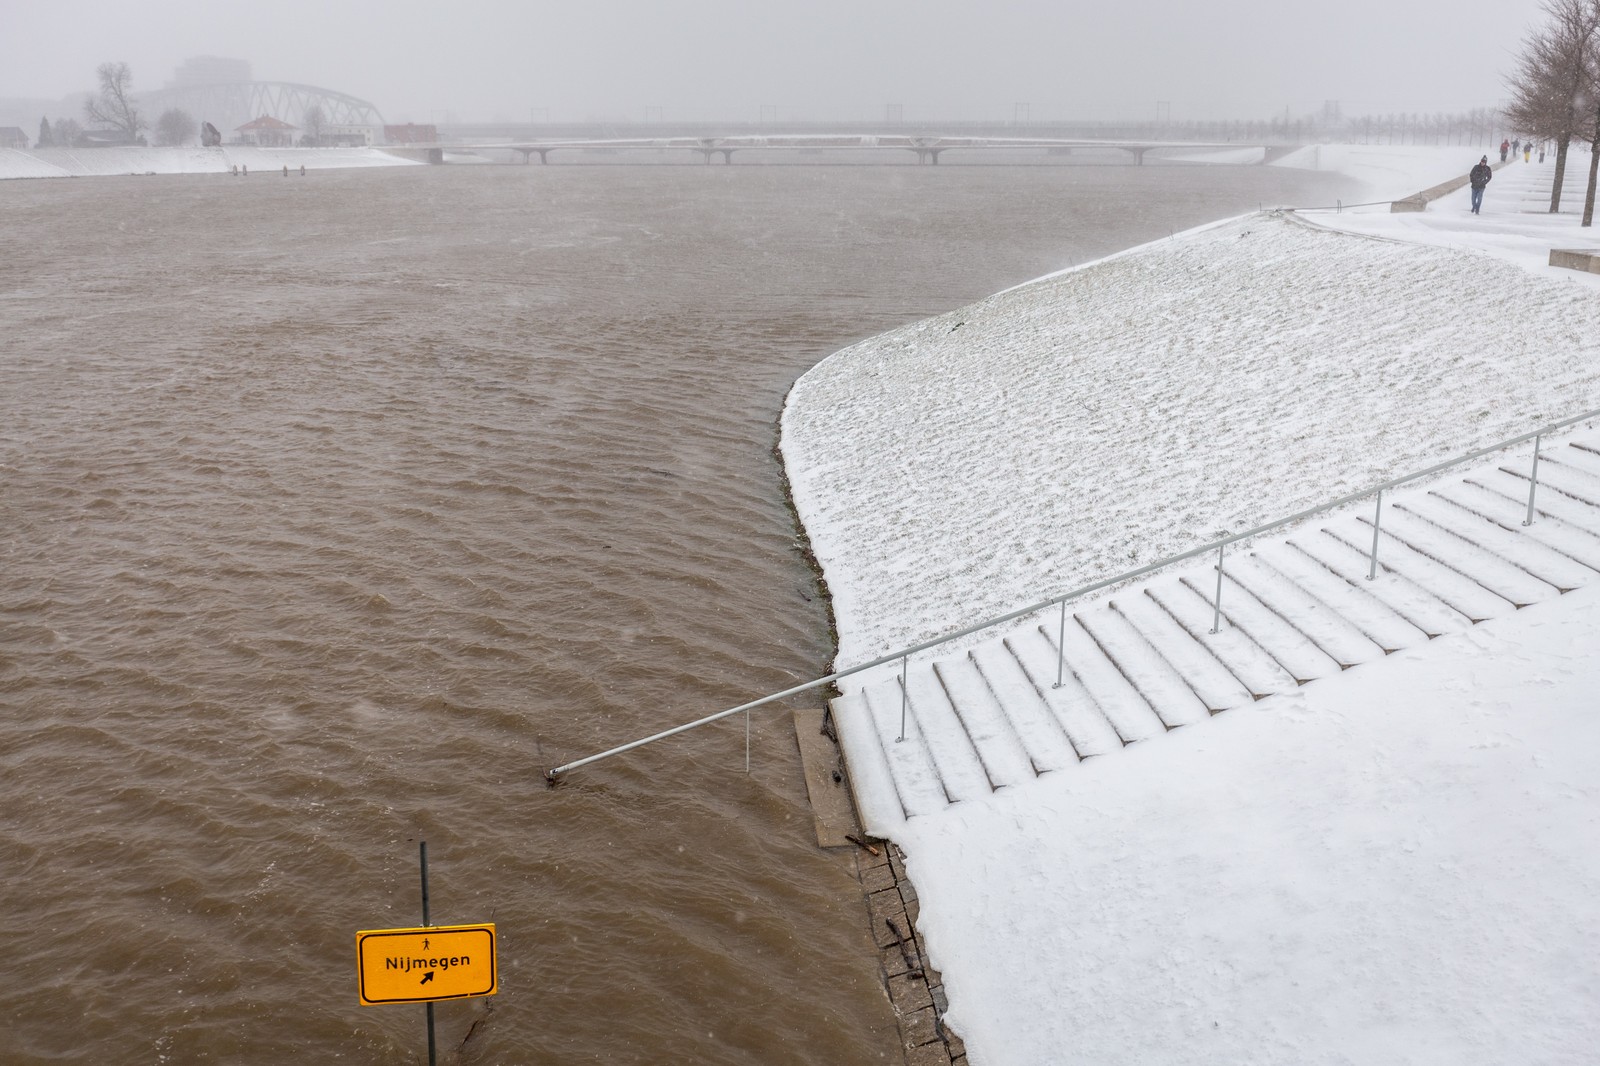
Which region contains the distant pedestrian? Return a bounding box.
[1500,139,1510,162]
[299,164,305,176]
[1524,143,1532,163]
[1469,155,1492,214]
[1540,144,1546,163]
[1513,138,1521,155]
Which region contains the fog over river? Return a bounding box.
[1,158,1350,1063]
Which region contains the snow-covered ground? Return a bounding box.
[780,149,1600,1063]
[784,153,1600,669]
[0,145,421,180]
[907,584,1600,1064]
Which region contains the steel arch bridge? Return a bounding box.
[136,81,386,135]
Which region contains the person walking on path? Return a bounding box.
[1470,155,1493,214]
[1500,139,1510,162]
[1524,143,1532,162]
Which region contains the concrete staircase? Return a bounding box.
[1507,157,1596,215]
[832,432,1600,833]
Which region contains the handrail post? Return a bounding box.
[896,655,908,743]
[1524,432,1542,526]
[1210,543,1225,634]
[1367,488,1384,580]
[745,708,751,773]
[1052,600,1067,688]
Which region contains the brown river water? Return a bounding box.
[1,157,1349,1064]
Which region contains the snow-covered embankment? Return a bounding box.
[0,145,422,180]
[778,153,1600,1065]
[781,210,1600,668]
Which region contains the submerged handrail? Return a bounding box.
[545,403,1600,782]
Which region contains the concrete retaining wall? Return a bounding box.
[1550,248,1600,274]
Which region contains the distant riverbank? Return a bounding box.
[0,144,422,180]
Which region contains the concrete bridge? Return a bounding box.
[441,133,1303,166]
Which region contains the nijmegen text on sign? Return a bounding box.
[356,923,497,1005]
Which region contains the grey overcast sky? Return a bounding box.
[4,0,1549,124]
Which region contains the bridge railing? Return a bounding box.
[545,403,1600,782]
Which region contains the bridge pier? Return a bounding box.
[1129,146,1148,166]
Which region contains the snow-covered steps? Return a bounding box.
[832,432,1600,834]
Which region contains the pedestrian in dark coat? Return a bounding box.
[1469,156,1493,214]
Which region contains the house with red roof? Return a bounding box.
[236,115,297,148]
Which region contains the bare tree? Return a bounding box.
[154,108,197,147]
[1581,0,1600,226]
[301,104,328,146]
[1505,0,1600,213]
[83,61,145,143]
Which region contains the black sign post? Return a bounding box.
[420,841,435,1066]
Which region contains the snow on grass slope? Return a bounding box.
[781,210,1600,668]
[903,583,1600,1066]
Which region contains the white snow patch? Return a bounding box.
[904,585,1600,1065]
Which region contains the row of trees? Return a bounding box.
[1505,0,1600,225]
[43,62,338,148]
[37,107,194,148]
[1102,110,1511,146]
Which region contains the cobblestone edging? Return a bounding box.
[851,839,967,1066]
[792,707,966,1064]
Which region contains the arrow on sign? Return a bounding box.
[420,971,434,986]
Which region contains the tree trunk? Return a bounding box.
[1584,131,1600,227]
[1552,135,1571,212]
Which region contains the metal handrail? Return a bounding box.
[545,403,1600,781]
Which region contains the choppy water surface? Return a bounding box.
[1,158,1348,1063]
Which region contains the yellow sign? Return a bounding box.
[356,923,497,1005]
